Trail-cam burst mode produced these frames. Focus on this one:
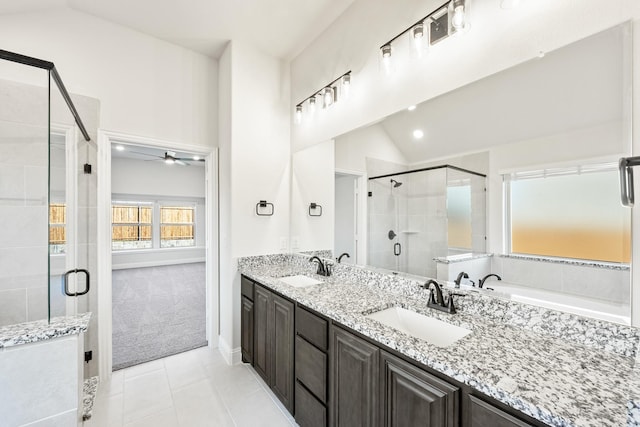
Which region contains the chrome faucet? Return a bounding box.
[478,273,501,289]
[424,280,458,314]
[454,271,469,288]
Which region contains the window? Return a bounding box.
[506,163,630,263]
[112,203,153,250]
[49,203,66,254]
[160,206,195,248]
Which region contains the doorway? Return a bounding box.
[334,170,366,265]
[97,132,218,378]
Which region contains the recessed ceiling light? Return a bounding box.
[115,145,125,151]
[413,129,424,139]
[500,0,521,9]
[407,105,417,111]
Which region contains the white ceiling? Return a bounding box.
[378,24,624,163]
[0,0,355,59]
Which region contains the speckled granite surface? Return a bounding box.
[82,376,99,421]
[239,253,640,427]
[0,312,91,348]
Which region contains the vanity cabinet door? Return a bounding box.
[332,326,380,427]
[381,351,459,427]
[253,284,271,384]
[270,293,295,412]
[241,296,254,364]
[468,395,533,427]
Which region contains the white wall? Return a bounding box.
[291,140,335,252]
[0,8,218,148]
[290,0,640,152]
[218,41,291,360]
[334,123,407,173]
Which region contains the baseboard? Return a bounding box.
[218,336,242,365]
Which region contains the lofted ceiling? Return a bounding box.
[0,0,355,59]
[378,23,624,164]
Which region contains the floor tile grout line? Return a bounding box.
[161,360,182,427]
[243,364,297,425]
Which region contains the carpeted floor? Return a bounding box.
[112,262,207,370]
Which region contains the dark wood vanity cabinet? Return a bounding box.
[240,276,254,364]
[243,277,295,413]
[381,351,459,427]
[240,276,546,427]
[270,292,295,411]
[295,305,329,427]
[466,395,534,427]
[331,325,380,427]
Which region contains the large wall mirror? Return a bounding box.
[291,22,633,324]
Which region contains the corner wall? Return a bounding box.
[218,41,291,362]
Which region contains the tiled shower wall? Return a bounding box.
[0,79,54,326]
[112,262,207,370]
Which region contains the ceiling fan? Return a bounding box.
[129,150,204,166]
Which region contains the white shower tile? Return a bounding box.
[0,288,27,326]
[0,163,25,203]
[24,165,48,206]
[0,205,47,247]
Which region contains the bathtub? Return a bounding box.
[472,282,631,325]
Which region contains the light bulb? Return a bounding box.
[381,44,392,59]
[341,74,351,99]
[309,96,317,115]
[323,87,333,108]
[451,1,466,30]
[500,0,521,9]
[295,105,303,124]
[165,158,175,165]
[193,155,200,161]
[115,145,125,151]
[413,129,424,139]
[381,44,392,74]
[412,23,424,40]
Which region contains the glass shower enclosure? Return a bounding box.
[0,49,97,375]
[368,165,486,278]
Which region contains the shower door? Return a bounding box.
[49,82,98,378]
[367,176,407,272]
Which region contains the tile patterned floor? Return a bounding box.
[84,347,297,427]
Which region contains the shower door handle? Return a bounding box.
[394,243,401,256]
[63,268,90,297]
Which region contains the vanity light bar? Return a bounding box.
[294,70,352,124]
[379,0,467,59]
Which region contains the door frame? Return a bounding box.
[96,130,218,380]
[335,168,367,266]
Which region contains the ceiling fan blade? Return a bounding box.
[175,159,188,166]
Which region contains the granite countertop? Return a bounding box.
[240,257,639,427]
[0,312,91,348]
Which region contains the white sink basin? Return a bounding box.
[365,307,471,348]
[278,275,323,288]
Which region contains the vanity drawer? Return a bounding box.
[296,305,328,350]
[295,381,327,427]
[468,395,533,427]
[241,275,254,300]
[295,336,327,403]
